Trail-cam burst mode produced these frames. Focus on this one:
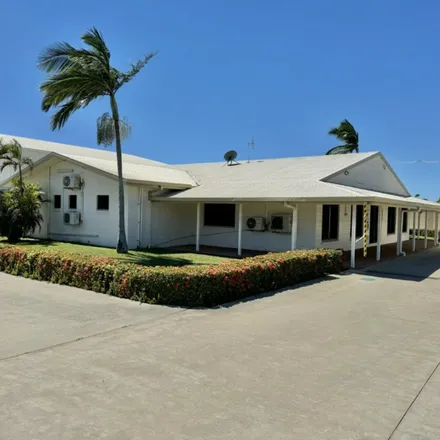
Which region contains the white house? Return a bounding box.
[1,133,439,269]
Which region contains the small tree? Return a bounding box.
[0,180,45,242]
[0,139,34,193]
[326,119,359,155]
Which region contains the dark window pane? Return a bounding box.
[322,205,330,240]
[387,207,396,234]
[97,195,109,211]
[402,211,408,233]
[204,204,235,227]
[329,205,339,239]
[369,205,379,244]
[356,205,363,238]
[322,204,339,240]
[54,195,61,209]
[69,195,77,210]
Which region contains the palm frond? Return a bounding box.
[327,119,359,155]
[0,160,16,172]
[326,145,356,155]
[50,99,83,130]
[22,157,34,171]
[81,27,110,65]
[117,52,157,89]
[0,139,33,174]
[40,66,110,112]
[37,42,79,72]
[97,112,132,147]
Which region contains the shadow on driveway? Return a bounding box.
[363,247,440,282]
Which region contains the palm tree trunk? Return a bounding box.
[18,165,23,195]
[110,94,129,253]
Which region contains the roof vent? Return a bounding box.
[224,150,238,166]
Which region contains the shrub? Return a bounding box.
[0,181,45,242]
[0,247,343,307]
[409,228,437,239]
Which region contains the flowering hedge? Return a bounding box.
[0,247,343,307]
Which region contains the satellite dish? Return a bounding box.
[224,150,238,165]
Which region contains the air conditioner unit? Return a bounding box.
[245,216,265,231]
[63,174,81,189]
[64,212,81,225]
[270,214,292,233]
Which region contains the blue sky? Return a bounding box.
[2,0,440,199]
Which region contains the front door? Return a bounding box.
[370,205,379,244]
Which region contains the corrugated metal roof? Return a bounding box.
[61,153,196,188]
[154,153,378,200]
[152,153,440,210]
[2,134,439,209]
[0,134,166,167]
[0,134,196,188]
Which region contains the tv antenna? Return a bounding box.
[224,150,238,166]
[248,136,255,163]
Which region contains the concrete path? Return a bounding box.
[1,262,440,439]
[0,274,178,359]
[366,246,440,280]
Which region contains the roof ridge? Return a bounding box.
[173,151,379,167]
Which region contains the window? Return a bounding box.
[322,204,339,241]
[387,207,396,234]
[69,194,77,210]
[54,195,61,210]
[97,195,109,211]
[204,203,235,227]
[350,205,363,238]
[402,211,408,233]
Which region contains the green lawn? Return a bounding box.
[0,239,230,267]
[411,235,435,241]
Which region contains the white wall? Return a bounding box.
[416,211,436,231]
[125,184,141,249]
[150,202,196,248]
[25,160,143,249]
[326,155,409,196]
[314,203,409,250]
[150,202,317,252]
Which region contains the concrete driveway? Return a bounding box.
[1,249,440,440]
[366,246,440,281]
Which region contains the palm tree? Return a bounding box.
[326,119,359,155]
[0,139,34,194]
[37,27,156,253]
[0,181,45,242]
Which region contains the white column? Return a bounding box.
[237,203,243,256]
[412,211,417,252]
[196,202,201,252]
[350,204,356,269]
[400,209,405,254]
[291,206,298,251]
[417,211,421,239]
[435,212,439,246]
[396,208,402,256]
[425,211,428,249]
[376,206,382,261]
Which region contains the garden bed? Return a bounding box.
[0,246,343,307]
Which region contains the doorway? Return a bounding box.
[370,205,379,244]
